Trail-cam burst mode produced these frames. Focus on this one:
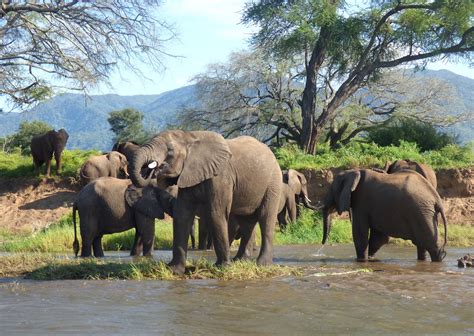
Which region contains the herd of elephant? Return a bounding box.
[30,128,448,274]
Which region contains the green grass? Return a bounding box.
[0,149,100,178]
[0,213,174,253]
[0,254,300,280]
[276,141,474,170]
[2,208,471,255]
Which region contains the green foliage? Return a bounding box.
[275,208,353,245]
[107,108,148,144]
[366,119,458,152]
[6,120,52,155]
[0,149,99,178]
[276,141,473,170]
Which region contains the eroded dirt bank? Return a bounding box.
[0,167,472,233]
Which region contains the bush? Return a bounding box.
[366,119,458,152]
[275,141,473,170]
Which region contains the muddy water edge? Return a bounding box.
[1,244,473,335]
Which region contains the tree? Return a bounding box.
[179,50,466,148]
[7,120,52,155]
[243,0,474,154]
[178,50,304,144]
[1,1,174,110]
[108,108,147,144]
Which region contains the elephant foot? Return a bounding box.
[368,256,381,262]
[256,256,272,266]
[356,257,369,262]
[167,262,186,275]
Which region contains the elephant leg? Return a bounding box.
[130,229,143,256]
[190,221,196,250]
[79,218,96,257]
[92,235,104,257]
[210,213,231,266]
[45,158,52,177]
[136,215,155,256]
[352,213,369,261]
[277,209,288,230]
[234,219,258,261]
[81,238,93,257]
[168,198,198,275]
[54,151,62,175]
[255,190,279,267]
[287,195,297,224]
[368,228,389,259]
[416,246,427,261]
[198,217,208,250]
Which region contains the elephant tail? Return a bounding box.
[435,203,448,251]
[72,203,80,257]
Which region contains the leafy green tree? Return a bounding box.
[108,108,148,144]
[366,118,458,151]
[7,121,53,155]
[243,0,474,154]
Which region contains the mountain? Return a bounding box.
[0,85,197,150]
[0,70,472,151]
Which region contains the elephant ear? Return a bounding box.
[125,186,165,219]
[288,169,306,194]
[177,131,232,188]
[337,170,361,214]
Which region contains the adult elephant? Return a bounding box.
[72,177,175,257]
[321,169,447,262]
[129,130,282,274]
[384,159,437,189]
[30,129,69,177]
[79,151,129,186]
[112,141,140,163]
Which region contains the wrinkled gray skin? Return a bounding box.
[73,177,174,257]
[30,129,69,177]
[165,185,196,250]
[129,130,282,275]
[80,151,129,186]
[384,159,437,189]
[112,141,140,163]
[321,169,447,262]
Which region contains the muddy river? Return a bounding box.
[1,244,473,335]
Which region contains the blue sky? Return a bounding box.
[96,0,473,96]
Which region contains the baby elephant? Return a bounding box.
[80,151,128,186]
[72,177,175,257]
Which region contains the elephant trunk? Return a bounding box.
[129,139,166,188]
[322,207,332,245]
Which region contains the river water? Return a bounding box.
[1,244,473,335]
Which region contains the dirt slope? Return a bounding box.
[0,178,80,233]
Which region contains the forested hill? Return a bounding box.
[0,70,472,151]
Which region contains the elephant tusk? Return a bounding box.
[305,195,312,203]
[148,161,158,169]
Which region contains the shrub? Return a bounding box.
[6,120,53,155]
[366,118,458,152]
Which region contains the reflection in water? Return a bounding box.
[1,245,473,335]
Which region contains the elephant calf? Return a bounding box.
[80,151,129,186]
[72,177,174,257]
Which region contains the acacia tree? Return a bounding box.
[0,1,174,110]
[243,0,474,154]
[108,108,148,144]
[179,50,465,147]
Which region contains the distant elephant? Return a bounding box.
[30,128,69,177]
[384,159,437,189]
[79,151,129,186]
[278,169,318,228]
[321,169,447,262]
[72,177,174,257]
[112,141,140,163]
[129,130,282,274]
